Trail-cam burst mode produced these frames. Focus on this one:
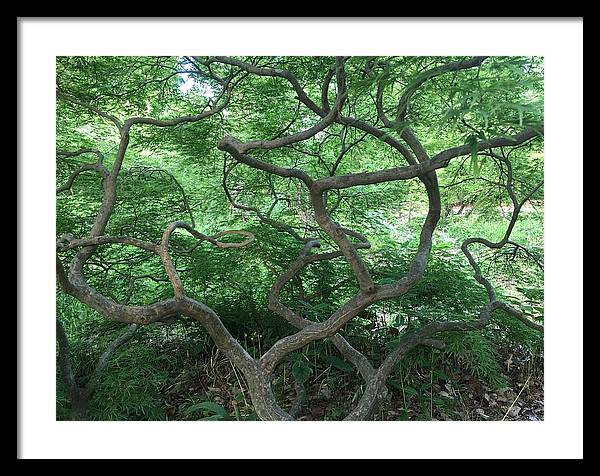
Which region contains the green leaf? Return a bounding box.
[443,107,455,121]
[292,360,313,384]
[326,355,355,373]
[467,134,480,177]
[184,401,230,419]
[433,370,450,381]
[471,152,480,177]
[403,386,419,398]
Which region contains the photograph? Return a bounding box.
[54,54,545,423]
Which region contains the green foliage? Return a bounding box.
[292,360,313,384]
[86,341,171,421]
[56,302,171,420]
[326,355,355,373]
[183,401,232,420]
[444,332,507,389]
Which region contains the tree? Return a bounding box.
[56,56,544,420]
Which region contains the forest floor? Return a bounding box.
[158,340,543,422]
[376,345,544,422]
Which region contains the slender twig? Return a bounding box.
[502,374,532,421]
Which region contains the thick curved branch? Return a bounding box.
[346,148,542,418]
[220,58,346,156]
[313,127,542,192]
[208,56,324,116]
[356,175,438,316]
[56,66,282,419]
[344,301,500,420]
[57,234,159,253]
[217,59,447,375]
[309,189,375,292]
[218,136,314,187]
[65,74,238,287]
[347,279,543,420]
[321,65,336,114]
[434,127,543,167]
[57,148,105,162]
[160,221,255,250]
[267,239,380,406]
[213,57,420,168]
